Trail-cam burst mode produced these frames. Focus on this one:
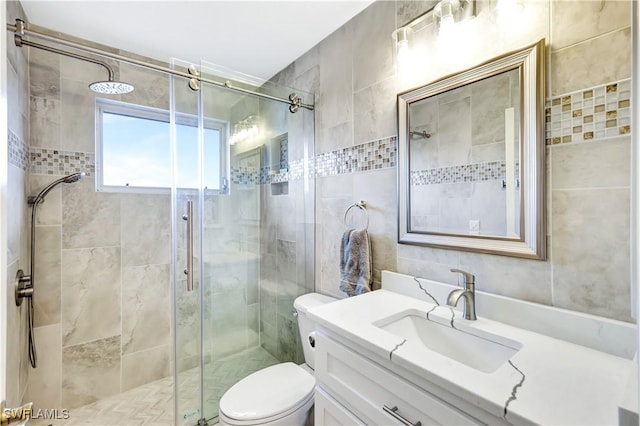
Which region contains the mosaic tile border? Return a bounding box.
[264,159,306,184]
[411,161,507,186]
[8,130,28,171]
[287,159,305,182]
[27,136,397,184]
[545,79,631,145]
[231,166,260,185]
[315,136,397,177]
[29,147,95,177]
[233,136,398,184]
[269,170,289,184]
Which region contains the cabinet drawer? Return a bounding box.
[315,387,366,426]
[316,333,478,426]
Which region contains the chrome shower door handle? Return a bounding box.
[183,201,194,292]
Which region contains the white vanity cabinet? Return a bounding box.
[314,388,366,425]
[309,273,638,425]
[314,332,481,426]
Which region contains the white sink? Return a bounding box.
[375,311,522,373]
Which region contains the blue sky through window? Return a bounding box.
[102,111,221,190]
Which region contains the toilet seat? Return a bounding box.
[219,362,315,425]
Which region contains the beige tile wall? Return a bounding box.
[25,30,173,411]
[272,0,633,322]
[255,94,316,363]
[5,0,31,408]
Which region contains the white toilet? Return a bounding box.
[218,293,337,426]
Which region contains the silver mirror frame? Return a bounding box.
[397,39,546,260]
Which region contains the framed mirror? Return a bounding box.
[397,39,546,259]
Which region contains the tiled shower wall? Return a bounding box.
[254,96,315,363]
[25,33,174,410]
[271,0,633,322]
[5,0,30,408]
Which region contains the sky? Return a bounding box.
[102,111,221,191]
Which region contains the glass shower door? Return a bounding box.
[171,59,204,426]
[198,62,270,422]
[171,59,315,425]
[171,59,230,425]
[171,60,238,425]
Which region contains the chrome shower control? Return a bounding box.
[14,269,33,306]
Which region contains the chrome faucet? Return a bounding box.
[447,269,477,320]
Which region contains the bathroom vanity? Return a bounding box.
[308,271,638,425]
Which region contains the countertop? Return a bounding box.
[308,289,636,425]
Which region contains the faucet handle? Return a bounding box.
[450,269,475,287]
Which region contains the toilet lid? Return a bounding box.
[219,362,315,422]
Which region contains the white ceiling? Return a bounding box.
[19,0,374,81]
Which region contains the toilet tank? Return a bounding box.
[294,293,337,370]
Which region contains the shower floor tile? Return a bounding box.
[30,377,174,425]
[30,346,279,426]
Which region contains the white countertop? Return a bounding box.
[308,288,636,425]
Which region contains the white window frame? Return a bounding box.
[95,98,228,194]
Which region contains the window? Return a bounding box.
[96,99,226,193]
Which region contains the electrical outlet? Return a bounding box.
[469,220,480,233]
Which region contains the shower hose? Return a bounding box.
[28,295,37,368]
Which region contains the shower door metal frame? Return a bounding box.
[6,19,314,113]
[0,2,9,407]
[170,58,206,426]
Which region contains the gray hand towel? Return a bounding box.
[339,228,372,296]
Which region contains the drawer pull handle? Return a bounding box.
[383,405,422,426]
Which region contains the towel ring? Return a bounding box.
[343,201,369,230]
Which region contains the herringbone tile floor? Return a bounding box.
[31,346,279,426]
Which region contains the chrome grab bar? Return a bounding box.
[383,405,421,426]
[182,201,194,292]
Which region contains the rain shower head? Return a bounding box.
[29,172,85,205]
[89,80,134,95]
[7,23,135,96]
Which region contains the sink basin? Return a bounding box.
[376,311,522,373]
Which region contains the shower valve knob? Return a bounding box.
[14,269,33,307]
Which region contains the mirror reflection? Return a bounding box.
[408,68,521,238]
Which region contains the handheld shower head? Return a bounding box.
[22,170,85,368]
[29,172,85,205]
[63,171,85,184]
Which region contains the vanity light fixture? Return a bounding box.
[434,0,457,38]
[392,0,475,48]
[230,115,259,145]
[434,0,475,39]
[392,26,412,68]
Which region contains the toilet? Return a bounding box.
[218,293,337,426]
